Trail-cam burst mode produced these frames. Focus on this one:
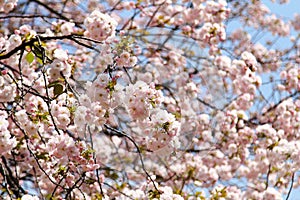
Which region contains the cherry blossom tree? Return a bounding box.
[0,0,299,199]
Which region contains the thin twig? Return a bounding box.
[29,0,82,28]
[286,173,295,200]
[103,124,160,192]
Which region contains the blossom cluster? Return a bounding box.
[0,111,17,155]
[48,49,72,79]
[0,0,17,13]
[125,81,163,120]
[278,64,300,91]
[0,73,17,102]
[84,10,118,41]
[1,0,300,199]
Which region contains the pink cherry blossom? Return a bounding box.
[84,10,118,41]
[0,0,300,199]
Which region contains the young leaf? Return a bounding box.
[53,83,64,96]
[25,52,34,64]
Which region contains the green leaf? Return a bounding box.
[36,57,43,65]
[53,84,64,96]
[36,152,49,160]
[81,148,95,159]
[31,44,44,58]
[110,172,119,180]
[25,52,34,64]
[48,80,60,88]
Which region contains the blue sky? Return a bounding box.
[263,0,299,19]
